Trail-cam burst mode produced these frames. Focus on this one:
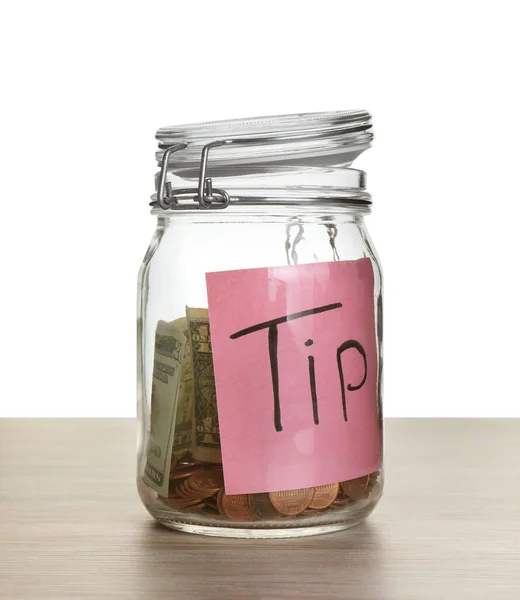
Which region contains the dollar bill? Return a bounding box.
[186,306,222,464]
[171,317,194,455]
[143,320,185,496]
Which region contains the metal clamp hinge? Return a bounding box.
[153,140,233,210]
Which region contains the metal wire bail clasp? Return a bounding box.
[156,143,187,209]
[196,140,232,209]
[156,140,232,210]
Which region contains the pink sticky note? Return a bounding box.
[206,258,382,495]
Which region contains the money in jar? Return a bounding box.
[137,111,384,538]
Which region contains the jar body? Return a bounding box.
[137,204,383,538]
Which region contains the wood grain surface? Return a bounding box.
[0,419,518,599]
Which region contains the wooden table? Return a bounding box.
[0,419,518,599]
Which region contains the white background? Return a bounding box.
[1,1,518,417]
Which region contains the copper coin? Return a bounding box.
[189,469,224,493]
[178,480,202,499]
[179,469,223,500]
[177,480,194,497]
[165,497,205,510]
[170,466,201,480]
[221,493,257,522]
[309,483,339,509]
[181,488,201,501]
[340,475,370,499]
[268,488,314,516]
[248,493,282,520]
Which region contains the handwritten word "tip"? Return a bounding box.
[231,303,367,432]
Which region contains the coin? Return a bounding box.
[178,468,224,500]
[340,475,370,499]
[189,468,224,493]
[179,481,201,499]
[182,479,206,499]
[165,497,205,510]
[221,493,257,522]
[309,483,339,509]
[269,488,314,516]
[170,466,201,480]
[248,493,282,520]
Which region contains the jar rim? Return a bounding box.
[157,110,371,141]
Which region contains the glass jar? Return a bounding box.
[137,111,383,538]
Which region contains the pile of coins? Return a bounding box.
[164,455,380,522]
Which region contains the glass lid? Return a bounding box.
[156,110,373,169]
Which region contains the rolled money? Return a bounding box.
[186,307,222,464]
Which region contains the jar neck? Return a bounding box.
[154,203,370,227]
[153,166,371,212]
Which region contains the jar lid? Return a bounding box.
[156,110,371,168]
[153,111,373,209]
